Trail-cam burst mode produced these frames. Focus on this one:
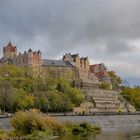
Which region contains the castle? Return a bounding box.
[0,42,136,113]
[0,41,112,89]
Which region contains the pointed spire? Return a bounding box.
[28,48,33,52]
[7,41,12,47]
[37,50,41,54]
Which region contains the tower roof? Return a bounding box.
[28,48,33,52]
[4,41,16,52]
[7,41,13,47]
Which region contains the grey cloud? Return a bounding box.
[0,0,140,85]
[104,39,136,54]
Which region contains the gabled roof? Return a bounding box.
[42,59,75,67]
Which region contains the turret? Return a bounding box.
[27,49,42,66]
[37,50,42,66]
[3,41,17,58]
[27,48,33,65]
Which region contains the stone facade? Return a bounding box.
[41,59,77,80]
[63,53,90,81]
[1,42,42,67]
[62,53,100,89]
[1,42,42,76]
[3,42,17,58]
[0,42,99,87]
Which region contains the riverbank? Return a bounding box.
[55,115,140,132]
[0,115,140,132]
[52,115,140,140]
[0,110,101,140]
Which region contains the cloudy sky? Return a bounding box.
[0,0,140,85]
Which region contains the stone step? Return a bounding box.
[94,101,119,104]
[92,97,117,100]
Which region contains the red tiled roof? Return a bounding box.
[94,70,110,79]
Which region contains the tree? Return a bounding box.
[122,87,140,109]
[0,65,84,113]
[0,65,34,92]
[56,78,84,107]
[108,71,121,89]
[0,65,34,112]
[0,80,12,113]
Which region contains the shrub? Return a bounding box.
[11,109,46,135]
[72,125,86,135]
[100,81,111,90]
[11,109,64,136]
[11,110,101,137]
[79,122,101,134]
[44,116,64,135]
[71,122,101,135]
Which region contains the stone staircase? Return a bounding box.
[85,89,120,112]
[74,89,136,114]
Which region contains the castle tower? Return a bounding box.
[63,53,90,81]
[27,49,33,65]
[3,41,17,58]
[27,49,42,67]
[37,50,42,66]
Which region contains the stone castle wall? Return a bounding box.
[0,42,100,89]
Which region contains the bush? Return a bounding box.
[11,110,46,135]
[67,122,101,135]
[11,110,101,138]
[72,125,86,135]
[100,81,111,90]
[11,109,64,136]
[44,116,64,135]
[79,122,101,134]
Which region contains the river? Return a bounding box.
[55,131,140,140]
[55,115,140,140]
[0,115,140,140]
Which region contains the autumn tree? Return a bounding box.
[122,87,140,109]
[0,65,84,113]
[108,71,121,89]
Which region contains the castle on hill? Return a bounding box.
[0,41,112,89]
[0,42,136,113]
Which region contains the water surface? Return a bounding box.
[55,131,140,140]
[55,115,140,140]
